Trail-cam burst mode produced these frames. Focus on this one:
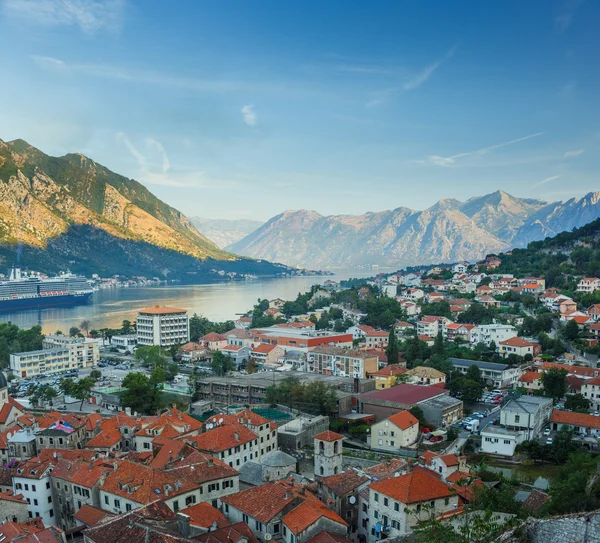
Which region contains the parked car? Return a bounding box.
[543,428,551,436]
[546,437,553,445]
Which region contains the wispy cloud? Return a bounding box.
[532,175,560,188]
[116,132,239,189]
[425,132,544,167]
[555,0,584,33]
[564,149,584,158]
[241,105,258,126]
[403,45,457,91]
[3,0,125,34]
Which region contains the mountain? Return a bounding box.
[227,190,600,269]
[189,217,264,248]
[0,138,286,279]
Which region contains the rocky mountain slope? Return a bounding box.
[0,138,286,279]
[227,190,600,269]
[190,217,264,248]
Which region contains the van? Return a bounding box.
[491,389,502,396]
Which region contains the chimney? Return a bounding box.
[265,475,270,482]
[234,432,239,442]
[176,512,191,537]
[207,458,214,467]
[285,490,291,500]
[327,499,335,510]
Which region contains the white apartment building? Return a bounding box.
[581,378,600,411]
[110,335,138,353]
[43,335,100,369]
[10,348,71,378]
[417,316,451,338]
[13,459,56,526]
[481,426,525,457]
[469,324,516,347]
[577,277,600,293]
[500,396,553,440]
[136,306,190,347]
[308,346,379,379]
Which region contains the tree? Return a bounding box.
[386,326,400,364]
[89,370,102,380]
[564,319,580,341]
[69,326,80,337]
[433,331,445,356]
[447,377,484,403]
[564,393,590,412]
[121,372,154,415]
[541,368,568,401]
[59,378,77,397]
[211,350,232,376]
[135,345,169,368]
[465,364,482,384]
[548,451,600,514]
[246,359,258,374]
[73,378,95,409]
[79,320,91,337]
[121,320,132,334]
[31,385,58,407]
[409,406,428,427]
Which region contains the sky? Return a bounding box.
[0,0,598,221]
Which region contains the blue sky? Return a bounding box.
[0,0,598,221]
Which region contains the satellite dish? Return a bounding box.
[265,535,272,541]
[394,472,400,477]
[219,418,224,424]
[211,521,218,531]
[349,496,356,504]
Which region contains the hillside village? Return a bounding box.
[1,222,600,542]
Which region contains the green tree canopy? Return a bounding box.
[541,368,568,401]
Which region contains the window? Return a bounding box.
[34,499,38,506]
[373,511,379,519]
[255,520,263,531]
[24,484,29,491]
[515,415,520,423]
[104,496,109,505]
[392,520,400,529]
[48,496,52,503]
[114,499,120,508]
[78,501,82,509]
[374,493,379,502]
[383,498,389,507]
[50,509,54,518]
[46,482,50,490]
[394,502,399,512]
[143,442,150,449]
[32,485,36,491]
[283,526,288,537]
[126,504,132,512]
[173,500,179,511]
[430,501,435,507]
[243,514,249,523]
[444,498,450,505]
[273,523,280,534]
[378,439,383,446]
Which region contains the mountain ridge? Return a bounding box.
[227,190,600,268]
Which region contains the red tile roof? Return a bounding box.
[519,371,542,383]
[221,481,297,523]
[195,522,259,543]
[438,454,460,467]
[165,449,239,485]
[306,532,348,543]
[0,489,27,504]
[370,467,453,504]
[202,332,226,342]
[360,383,446,405]
[252,343,278,354]
[363,458,407,480]
[550,409,600,430]
[500,337,535,347]
[0,397,25,424]
[74,504,113,527]
[313,430,343,442]
[99,460,200,505]
[180,502,227,528]
[387,410,419,430]
[187,422,257,453]
[369,364,407,378]
[320,470,369,495]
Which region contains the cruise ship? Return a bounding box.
[0,267,96,311]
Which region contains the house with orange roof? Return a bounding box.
[577,277,600,293]
[85,418,124,454]
[250,343,285,364]
[370,410,419,451]
[368,364,408,390]
[498,337,537,358]
[393,321,415,337]
[234,316,252,329]
[99,459,202,515]
[0,519,65,543]
[180,342,208,363]
[518,371,543,392]
[417,315,452,339]
[550,409,600,436]
[317,470,369,531]
[0,395,25,431]
[200,333,228,351]
[364,330,389,348]
[445,323,474,342]
[50,457,112,529]
[220,344,251,368]
[406,366,446,386]
[367,466,459,538]
[180,501,228,533]
[134,408,203,453]
[428,454,468,479]
[0,489,29,523]
[12,458,55,526]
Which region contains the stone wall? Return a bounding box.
[497,511,600,543]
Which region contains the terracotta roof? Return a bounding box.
[51,458,111,488]
[438,454,460,467]
[202,332,226,342]
[305,532,347,543]
[540,363,600,378]
[523,489,550,513]
[134,408,202,438]
[369,364,407,378]
[314,430,343,442]
[370,467,453,504]
[222,344,245,352]
[395,321,414,328]
[320,470,369,495]
[99,460,201,505]
[0,489,27,503]
[0,520,45,542]
[0,397,25,424]
[386,410,419,430]
[282,501,339,535]
[74,504,113,527]
[363,458,407,480]
[195,522,258,543]
[500,337,535,347]
[85,420,122,449]
[221,481,297,523]
[360,383,446,405]
[583,377,600,386]
[187,422,257,453]
[165,448,239,485]
[419,451,437,466]
[138,306,187,315]
[519,371,542,383]
[418,335,434,342]
[366,331,389,338]
[38,449,101,463]
[550,409,600,430]
[252,343,278,354]
[13,458,53,480]
[180,502,227,528]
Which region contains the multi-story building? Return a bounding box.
[251,327,353,353]
[50,458,111,530]
[367,467,458,540]
[136,306,189,347]
[42,335,100,369]
[10,348,70,378]
[308,346,379,379]
[449,358,523,389]
[368,364,408,390]
[469,324,517,347]
[499,337,537,358]
[110,335,137,353]
[500,396,553,440]
[417,316,451,338]
[314,430,343,477]
[406,366,446,386]
[370,410,419,451]
[13,458,56,526]
[577,277,600,293]
[581,378,600,411]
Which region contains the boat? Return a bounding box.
[0,267,96,311]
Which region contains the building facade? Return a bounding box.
[136,306,190,347]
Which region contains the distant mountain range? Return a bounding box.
[227,190,600,269]
[0,138,286,279]
[190,217,264,248]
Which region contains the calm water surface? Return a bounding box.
[0,269,383,333]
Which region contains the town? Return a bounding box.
[1,229,600,543]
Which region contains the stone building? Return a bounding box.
[314,430,343,477]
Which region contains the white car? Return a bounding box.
[546,437,553,445]
[543,428,551,436]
